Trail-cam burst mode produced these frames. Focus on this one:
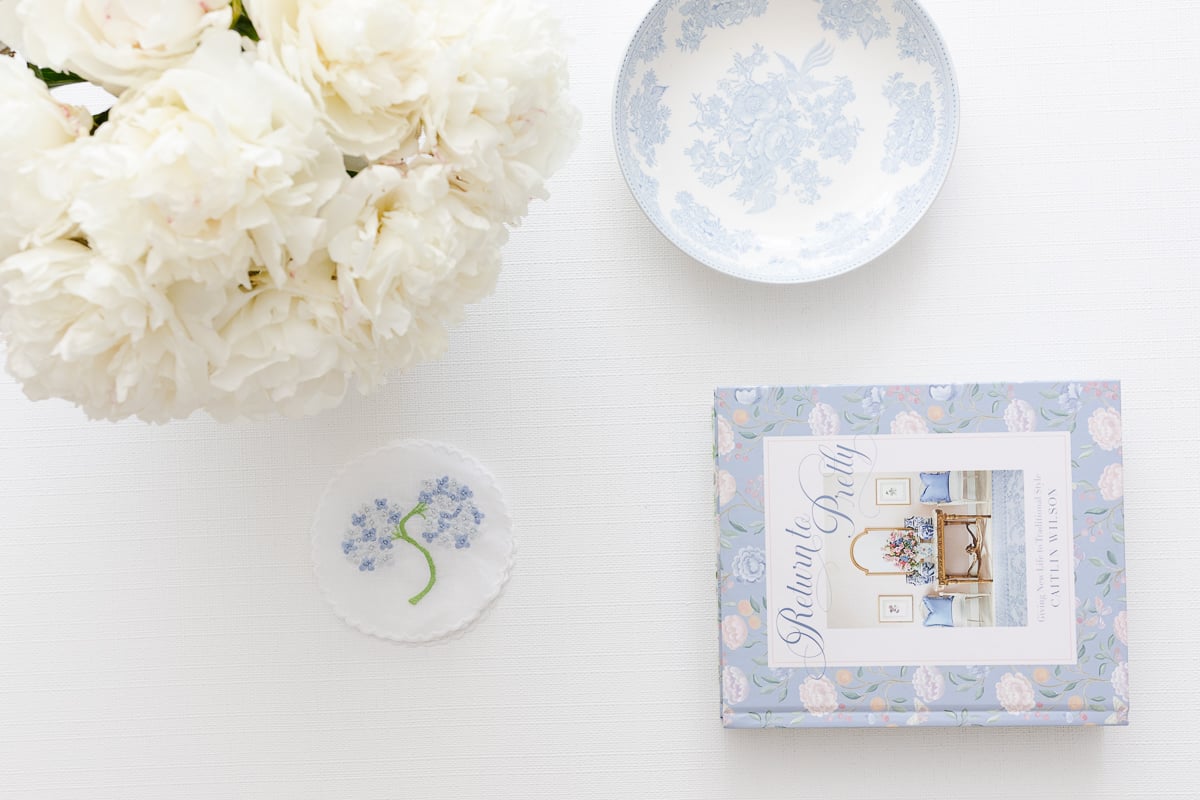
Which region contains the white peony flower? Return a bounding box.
[0,2,578,423]
[798,676,839,717]
[1003,398,1036,432]
[890,409,929,435]
[0,241,214,421]
[0,240,365,422]
[995,671,1035,714]
[322,163,507,374]
[1088,407,1123,451]
[246,0,443,160]
[0,56,92,259]
[249,0,579,221]
[201,258,369,421]
[0,0,233,92]
[67,33,347,290]
[1098,462,1124,501]
[807,402,840,435]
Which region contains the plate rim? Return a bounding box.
[611,0,960,285]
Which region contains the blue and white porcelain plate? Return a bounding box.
[614,0,958,283]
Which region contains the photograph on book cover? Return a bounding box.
[832,470,1026,630]
[715,383,1128,727]
[763,433,1074,667]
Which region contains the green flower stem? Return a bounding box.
[393,503,435,605]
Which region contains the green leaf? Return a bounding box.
[1107,550,1118,565]
[730,521,746,533]
[1039,689,1058,698]
[232,10,260,40]
[27,63,86,88]
[841,691,862,700]
[1096,572,1110,585]
[1085,507,1107,516]
[739,431,757,440]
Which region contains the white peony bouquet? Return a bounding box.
[0,0,578,421]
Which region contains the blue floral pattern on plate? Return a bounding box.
[686,42,860,212]
[814,0,890,46]
[614,0,958,283]
[676,0,769,52]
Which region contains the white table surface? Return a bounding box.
[2,1,1199,797]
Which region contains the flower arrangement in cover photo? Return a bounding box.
[0,0,579,422]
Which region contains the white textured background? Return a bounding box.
[2,0,1199,796]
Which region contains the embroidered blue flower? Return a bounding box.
[342,503,401,572]
[418,475,485,550]
[342,479,485,605]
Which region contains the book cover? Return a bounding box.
[715,382,1128,727]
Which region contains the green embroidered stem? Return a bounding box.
[393,503,435,605]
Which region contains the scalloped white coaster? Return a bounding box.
[312,440,515,643]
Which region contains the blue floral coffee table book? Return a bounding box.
[714,382,1128,727]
